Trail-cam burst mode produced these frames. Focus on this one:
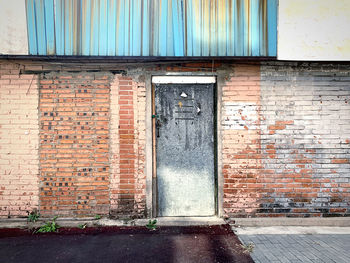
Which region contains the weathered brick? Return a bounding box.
[38,71,112,217]
[0,62,39,218]
[109,75,146,218]
[2,60,349,220]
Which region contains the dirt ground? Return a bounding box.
[0,224,253,263]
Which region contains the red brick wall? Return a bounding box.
[1,60,349,219]
[39,72,112,217]
[110,75,146,218]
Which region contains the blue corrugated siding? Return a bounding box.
[26,0,277,56]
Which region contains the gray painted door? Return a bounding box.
[155,84,215,216]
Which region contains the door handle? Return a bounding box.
[156,119,162,138]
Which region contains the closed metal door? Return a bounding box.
[155,84,215,216]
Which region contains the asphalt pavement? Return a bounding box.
[0,225,253,263]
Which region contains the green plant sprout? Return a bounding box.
[146,219,157,230]
[78,223,87,229]
[35,216,60,233]
[27,210,40,223]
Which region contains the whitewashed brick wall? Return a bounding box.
[0,62,39,217]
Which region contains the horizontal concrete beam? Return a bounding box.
[152,76,216,84]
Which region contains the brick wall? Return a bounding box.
[39,72,112,217]
[222,64,263,217]
[258,62,350,217]
[110,75,146,218]
[109,75,120,214]
[0,62,39,217]
[1,60,349,219]
[134,79,147,217]
[222,62,350,218]
[0,61,147,219]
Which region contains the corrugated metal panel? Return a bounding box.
[26,0,277,56]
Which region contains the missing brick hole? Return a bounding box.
[110,70,127,75]
[21,69,56,75]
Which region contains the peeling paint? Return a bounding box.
[223,102,259,130]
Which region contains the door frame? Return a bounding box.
[145,74,224,218]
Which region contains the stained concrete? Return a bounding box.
[0,216,226,229]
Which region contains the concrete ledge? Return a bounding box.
[235,226,350,235]
[0,218,98,229]
[149,217,226,226]
[0,217,225,229]
[232,217,350,227]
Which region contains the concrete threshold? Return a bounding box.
[151,216,226,226]
[232,217,350,227]
[0,216,226,229]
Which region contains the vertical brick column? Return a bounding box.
[109,76,120,212]
[116,77,136,215]
[39,72,112,217]
[0,62,39,218]
[110,75,147,218]
[135,82,146,215]
[222,64,262,217]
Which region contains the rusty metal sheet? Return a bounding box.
[26,0,277,56]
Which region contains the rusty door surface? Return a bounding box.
[155,84,215,216]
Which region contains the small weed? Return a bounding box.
[94,215,101,220]
[146,219,157,230]
[27,210,40,223]
[241,243,255,254]
[78,223,87,229]
[35,216,60,233]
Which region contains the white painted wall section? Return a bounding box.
[278,0,350,61]
[0,0,28,55]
